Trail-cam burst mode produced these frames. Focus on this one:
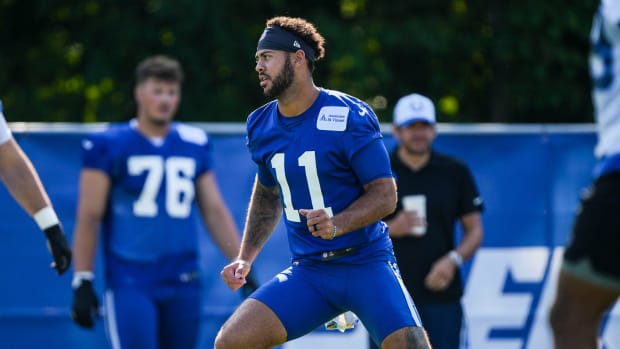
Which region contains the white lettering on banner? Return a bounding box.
[525,247,562,349]
[465,247,620,349]
[603,302,620,349]
[464,247,549,349]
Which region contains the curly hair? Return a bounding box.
[265,16,326,70]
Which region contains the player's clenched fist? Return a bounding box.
[221,259,252,291]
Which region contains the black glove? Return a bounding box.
[43,224,72,275]
[71,279,99,329]
[240,270,259,299]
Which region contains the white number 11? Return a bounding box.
[271,151,333,222]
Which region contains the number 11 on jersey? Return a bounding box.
[271,151,333,222]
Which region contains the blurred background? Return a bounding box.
[2,1,617,348]
[0,0,598,124]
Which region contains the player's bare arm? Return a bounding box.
[240,177,282,258]
[0,138,72,275]
[330,177,397,237]
[0,139,51,215]
[221,176,281,291]
[71,169,109,328]
[72,169,110,272]
[196,171,242,261]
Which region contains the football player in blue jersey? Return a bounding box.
[0,101,71,275]
[70,55,254,349]
[549,1,620,348]
[216,17,432,349]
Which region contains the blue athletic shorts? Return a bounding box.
[103,252,202,349]
[250,258,423,344]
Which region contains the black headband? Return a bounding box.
[257,25,315,61]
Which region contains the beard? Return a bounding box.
[265,57,295,98]
[402,140,431,156]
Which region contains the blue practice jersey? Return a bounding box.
[246,88,395,263]
[81,120,213,262]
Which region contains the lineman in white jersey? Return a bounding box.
[0,101,71,275]
[550,1,620,348]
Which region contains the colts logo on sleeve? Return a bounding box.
[317,106,348,131]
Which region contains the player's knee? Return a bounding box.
[381,326,432,349]
[549,301,566,334]
[214,326,258,349]
[549,299,579,335]
[213,328,233,349]
[215,328,272,349]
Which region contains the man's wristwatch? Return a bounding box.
[448,250,463,267]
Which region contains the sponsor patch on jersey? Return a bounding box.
[317,106,348,131]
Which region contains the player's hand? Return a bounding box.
[43,224,72,275]
[221,259,252,291]
[240,269,259,298]
[299,208,337,240]
[71,279,99,329]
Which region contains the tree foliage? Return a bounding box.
[0,0,598,123]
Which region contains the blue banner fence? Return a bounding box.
[0,122,617,349]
